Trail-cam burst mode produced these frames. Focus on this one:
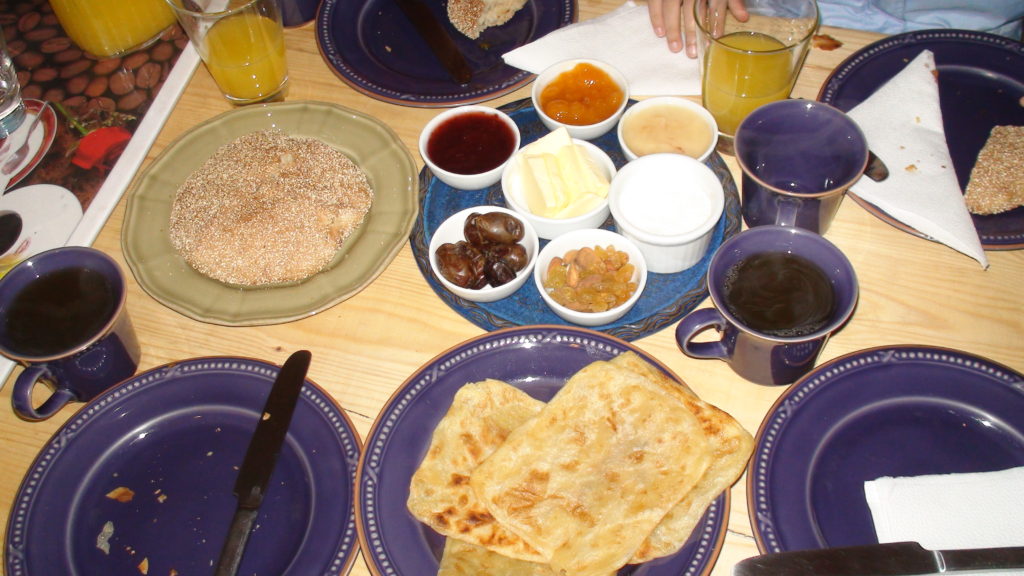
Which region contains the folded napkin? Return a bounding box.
[502,1,701,96]
[846,50,988,268]
[865,466,1024,567]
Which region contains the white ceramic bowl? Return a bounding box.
[428,206,539,302]
[531,58,629,140]
[609,154,724,274]
[533,228,647,326]
[617,96,719,163]
[419,105,521,190]
[501,139,616,240]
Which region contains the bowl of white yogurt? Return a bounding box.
[608,153,724,274]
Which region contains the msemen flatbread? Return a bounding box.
[611,353,754,563]
[469,357,713,576]
[408,379,545,561]
[437,538,558,576]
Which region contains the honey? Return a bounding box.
[539,63,624,126]
[543,245,637,313]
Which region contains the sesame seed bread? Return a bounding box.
[447,0,527,39]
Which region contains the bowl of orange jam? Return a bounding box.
[532,59,629,140]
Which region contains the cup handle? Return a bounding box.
[675,308,730,359]
[12,365,76,421]
[775,195,802,227]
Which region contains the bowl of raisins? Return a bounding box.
[428,206,539,302]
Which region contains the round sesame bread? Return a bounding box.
[447,0,527,39]
[169,130,373,286]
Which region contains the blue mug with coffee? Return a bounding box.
[735,99,868,235]
[0,247,140,421]
[675,226,858,386]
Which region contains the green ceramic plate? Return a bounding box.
[122,100,418,326]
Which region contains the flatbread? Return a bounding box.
[469,357,713,576]
[407,379,545,561]
[610,353,754,563]
[437,538,557,576]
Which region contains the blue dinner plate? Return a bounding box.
[410,98,742,341]
[819,29,1024,250]
[357,325,729,576]
[316,0,576,106]
[5,357,362,576]
[749,345,1024,553]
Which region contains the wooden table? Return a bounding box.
[2,2,1022,574]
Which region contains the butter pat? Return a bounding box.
[518,128,609,219]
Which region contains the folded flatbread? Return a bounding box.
[408,379,545,561]
[437,537,558,576]
[469,356,714,576]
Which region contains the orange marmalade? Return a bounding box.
[539,63,624,126]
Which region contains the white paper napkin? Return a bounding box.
[864,466,1024,572]
[502,1,701,96]
[846,50,988,268]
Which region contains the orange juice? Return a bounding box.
[50,0,176,58]
[204,13,288,102]
[702,31,794,136]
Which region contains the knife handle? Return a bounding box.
[937,547,1024,572]
[214,507,259,576]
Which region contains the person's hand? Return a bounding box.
[648,0,749,58]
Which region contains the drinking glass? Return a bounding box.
[694,0,819,153]
[0,31,26,139]
[49,0,177,59]
[167,0,289,105]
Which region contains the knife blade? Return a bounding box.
[393,0,473,85]
[733,542,1024,576]
[214,350,312,576]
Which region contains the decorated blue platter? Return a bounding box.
[410,98,742,341]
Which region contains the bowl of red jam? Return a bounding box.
[419,105,521,190]
[532,59,629,140]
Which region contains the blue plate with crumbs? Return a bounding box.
[410,98,742,341]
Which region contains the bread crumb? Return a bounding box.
[96,521,114,554]
[812,34,842,50]
[106,487,135,503]
[905,164,918,172]
[138,557,149,574]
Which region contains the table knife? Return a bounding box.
[734,542,1024,576]
[214,350,312,576]
[393,0,473,85]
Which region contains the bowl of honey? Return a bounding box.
[533,228,647,326]
[532,59,629,141]
[419,105,521,190]
[617,96,718,163]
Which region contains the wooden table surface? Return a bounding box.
[2,2,1022,574]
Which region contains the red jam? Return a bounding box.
[426,111,516,175]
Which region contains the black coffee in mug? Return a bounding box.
[723,251,836,338]
[3,267,118,357]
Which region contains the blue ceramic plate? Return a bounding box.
[410,98,742,341]
[357,325,729,576]
[749,345,1024,553]
[819,29,1024,250]
[316,0,576,107]
[5,357,362,576]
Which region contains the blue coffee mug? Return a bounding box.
[0,247,140,421]
[735,99,868,235]
[676,226,858,386]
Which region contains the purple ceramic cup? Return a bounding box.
[0,247,140,421]
[735,99,868,235]
[675,226,858,386]
[276,0,318,27]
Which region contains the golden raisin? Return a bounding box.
[543,245,637,313]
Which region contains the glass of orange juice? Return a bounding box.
[50,0,177,59]
[167,0,289,105]
[694,0,819,153]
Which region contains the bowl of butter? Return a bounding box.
[501,127,615,240]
